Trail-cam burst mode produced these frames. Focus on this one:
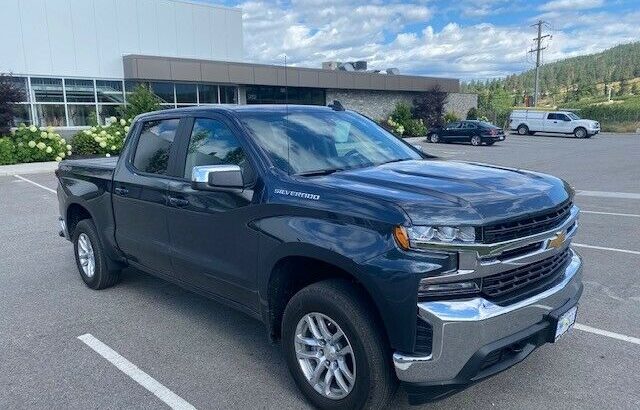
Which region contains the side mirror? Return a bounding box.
[191,165,244,191]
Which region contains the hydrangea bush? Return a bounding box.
[72,117,131,157]
[0,137,16,165]
[12,124,72,163]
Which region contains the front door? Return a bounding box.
[441,122,461,141]
[112,117,182,275]
[166,116,260,309]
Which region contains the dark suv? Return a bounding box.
[56,104,582,408]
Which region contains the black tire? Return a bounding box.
[429,133,439,143]
[517,124,528,135]
[470,135,482,146]
[72,219,121,289]
[574,127,588,138]
[282,279,397,410]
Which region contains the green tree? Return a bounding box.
[117,84,161,119]
[466,107,478,120]
[0,74,26,135]
[619,78,629,95]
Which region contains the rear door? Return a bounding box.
[112,117,183,275]
[460,122,478,141]
[166,114,260,309]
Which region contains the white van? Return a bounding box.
[509,110,600,138]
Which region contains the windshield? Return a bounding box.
[237,110,422,175]
[567,112,581,120]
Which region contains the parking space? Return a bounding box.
[1,132,639,409]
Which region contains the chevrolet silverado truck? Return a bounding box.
[56,105,583,409]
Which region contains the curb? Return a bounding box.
[0,161,59,176]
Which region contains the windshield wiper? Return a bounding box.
[296,168,344,177]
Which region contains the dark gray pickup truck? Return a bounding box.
[56,105,583,409]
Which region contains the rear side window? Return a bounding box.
[183,118,248,178]
[547,113,558,120]
[132,119,179,175]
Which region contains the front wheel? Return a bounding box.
[574,127,588,138]
[429,133,440,143]
[470,135,482,146]
[282,279,397,409]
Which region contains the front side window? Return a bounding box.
[184,118,247,178]
[133,119,179,175]
[237,110,421,175]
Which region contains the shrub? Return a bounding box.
[385,117,405,136]
[12,124,71,163]
[0,137,16,165]
[443,112,460,124]
[72,116,131,156]
[117,84,161,119]
[387,102,428,137]
[466,107,478,120]
[404,118,427,137]
[412,86,448,127]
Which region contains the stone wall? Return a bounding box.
[325,89,477,120]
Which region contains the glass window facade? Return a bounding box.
[246,85,325,105]
[9,76,241,127]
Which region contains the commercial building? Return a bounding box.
[1,0,476,130]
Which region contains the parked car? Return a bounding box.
[427,120,506,146]
[56,105,582,409]
[509,110,600,138]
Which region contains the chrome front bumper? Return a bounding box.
[394,248,582,383]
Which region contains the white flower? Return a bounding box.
[100,130,107,136]
[67,151,72,156]
[105,153,111,157]
[120,119,126,126]
[60,138,66,144]
[115,131,121,136]
[18,142,23,147]
[40,131,48,138]
[84,130,91,135]
[59,152,65,158]
[109,116,117,122]
[90,127,97,132]
[29,125,37,132]
[28,140,36,148]
[47,126,54,133]
[45,146,53,153]
[94,137,101,143]
[55,156,62,162]
[36,142,46,150]
[99,141,107,148]
[127,118,132,123]
[111,145,116,150]
[66,144,72,150]
[124,126,130,133]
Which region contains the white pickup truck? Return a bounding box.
[509,110,600,138]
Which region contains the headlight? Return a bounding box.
[393,225,476,250]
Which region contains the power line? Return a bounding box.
[528,20,551,106]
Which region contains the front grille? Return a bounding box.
[482,201,573,243]
[414,317,433,355]
[482,249,572,304]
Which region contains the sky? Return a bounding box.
[201,0,640,80]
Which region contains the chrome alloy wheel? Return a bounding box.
[77,233,96,278]
[294,312,356,400]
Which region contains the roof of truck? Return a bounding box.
[136,104,339,120]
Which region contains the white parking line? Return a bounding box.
[581,210,640,218]
[573,243,640,256]
[14,174,56,194]
[574,324,640,346]
[78,334,197,410]
[577,190,640,200]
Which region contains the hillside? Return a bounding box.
[461,42,640,131]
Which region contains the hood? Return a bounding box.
[308,160,571,225]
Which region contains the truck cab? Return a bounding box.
[509,109,600,138]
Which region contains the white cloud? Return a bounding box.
[540,0,603,12]
[232,0,640,80]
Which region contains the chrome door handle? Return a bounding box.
[114,187,128,196]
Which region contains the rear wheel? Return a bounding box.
[517,124,529,135]
[429,133,439,143]
[72,219,121,289]
[282,279,397,410]
[574,127,588,138]
[470,135,482,146]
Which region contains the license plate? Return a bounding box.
[555,305,577,340]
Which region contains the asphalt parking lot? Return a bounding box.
[1,132,639,409]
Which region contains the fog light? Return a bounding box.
[418,279,480,298]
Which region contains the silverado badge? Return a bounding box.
[547,231,566,249]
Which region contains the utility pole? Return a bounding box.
[529,20,550,106]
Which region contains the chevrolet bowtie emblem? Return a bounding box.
[547,231,566,249]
